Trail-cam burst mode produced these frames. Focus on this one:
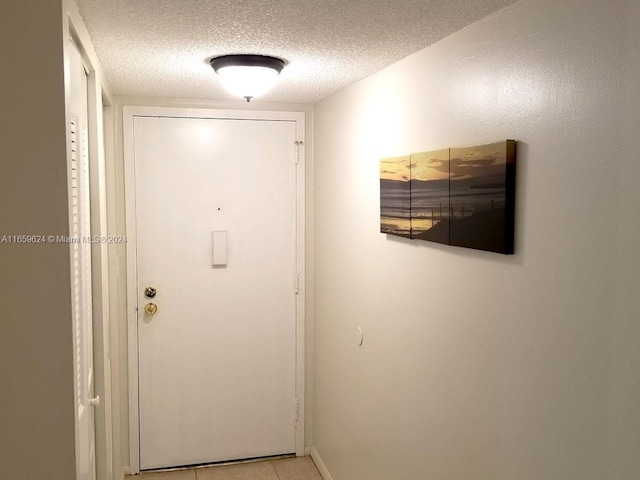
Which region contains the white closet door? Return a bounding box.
[68,39,96,480]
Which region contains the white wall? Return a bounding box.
[0,1,75,478]
[312,0,640,479]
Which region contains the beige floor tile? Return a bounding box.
[131,469,197,480]
[271,457,323,480]
[196,461,279,480]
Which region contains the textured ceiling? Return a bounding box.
[74,0,518,104]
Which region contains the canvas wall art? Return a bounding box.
[410,149,451,245]
[380,155,411,238]
[380,140,516,254]
[448,141,516,253]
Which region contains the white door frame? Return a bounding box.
[123,106,306,474]
[64,5,115,479]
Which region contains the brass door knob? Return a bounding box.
[144,303,158,315]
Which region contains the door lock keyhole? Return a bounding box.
[144,286,157,299]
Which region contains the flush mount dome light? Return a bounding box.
[210,54,285,102]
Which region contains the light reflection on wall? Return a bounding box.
[356,78,408,159]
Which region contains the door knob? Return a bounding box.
[89,395,100,407]
[144,303,158,315]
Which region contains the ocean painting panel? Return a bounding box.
[380,155,411,238]
[410,149,451,244]
[448,140,516,254]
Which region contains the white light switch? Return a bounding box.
[212,230,227,267]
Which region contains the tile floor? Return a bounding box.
[129,456,323,480]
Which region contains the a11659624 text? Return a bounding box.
[1,235,127,244]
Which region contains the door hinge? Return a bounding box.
[295,273,300,294]
[295,398,299,421]
[294,140,303,164]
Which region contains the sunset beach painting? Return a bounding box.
[448,140,516,254]
[380,155,411,238]
[380,140,516,254]
[410,148,451,244]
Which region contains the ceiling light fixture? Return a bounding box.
[210,54,285,102]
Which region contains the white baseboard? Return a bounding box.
[310,447,333,480]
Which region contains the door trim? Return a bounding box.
[64,4,116,479]
[123,106,306,474]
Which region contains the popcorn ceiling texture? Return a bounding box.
[74,0,517,104]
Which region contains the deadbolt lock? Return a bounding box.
[144,303,158,315]
[144,286,157,298]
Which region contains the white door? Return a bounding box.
[67,39,97,480]
[132,115,299,470]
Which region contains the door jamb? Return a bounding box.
[63,4,115,479]
[123,106,306,474]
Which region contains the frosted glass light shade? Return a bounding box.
[217,65,279,100]
[210,55,285,102]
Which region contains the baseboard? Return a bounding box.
[310,447,333,480]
